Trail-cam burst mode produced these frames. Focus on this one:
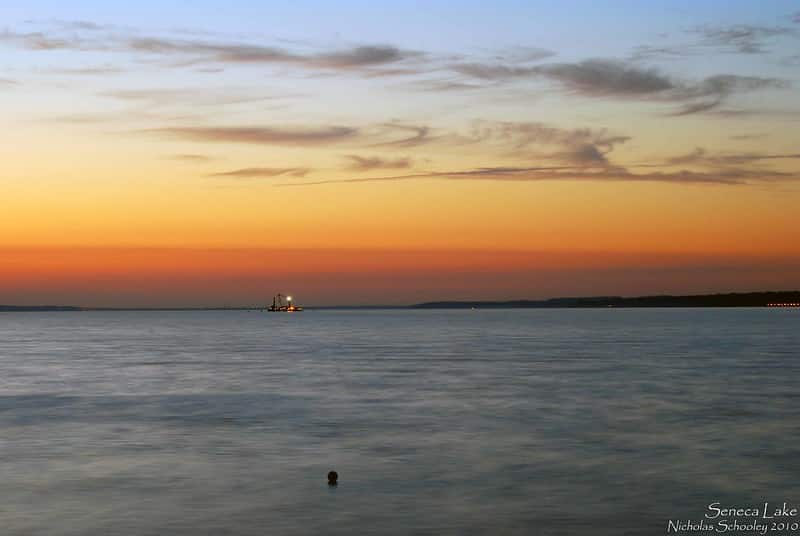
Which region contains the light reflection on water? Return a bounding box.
[0,309,798,535]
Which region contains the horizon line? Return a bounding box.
[2,289,799,311]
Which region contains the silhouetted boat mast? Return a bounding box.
[268,293,303,312]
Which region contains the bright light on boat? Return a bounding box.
[287,296,292,301]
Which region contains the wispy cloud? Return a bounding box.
[313,46,421,69]
[129,38,422,71]
[496,46,556,62]
[464,120,630,165]
[697,107,800,119]
[535,59,674,96]
[693,24,797,54]
[449,58,679,95]
[669,75,789,116]
[446,57,787,115]
[48,65,124,75]
[51,19,112,31]
[279,165,795,187]
[345,155,412,171]
[450,63,540,81]
[0,26,423,75]
[102,88,286,107]
[371,123,435,148]
[147,121,448,149]
[665,147,800,166]
[527,59,787,115]
[150,125,359,145]
[445,44,554,81]
[208,167,309,178]
[415,79,486,92]
[150,119,631,159]
[729,133,767,141]
[0,29,79,50]
[469,120,627,149]
[633,23,799,60]
[128,37,294,62]
[268,124,799,187]
[630,44,694,61]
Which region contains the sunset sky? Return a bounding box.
[2,0,799,306]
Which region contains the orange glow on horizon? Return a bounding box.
[1,246,798,307]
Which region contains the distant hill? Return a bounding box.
[0,305,83,312]
[413,291,800,309]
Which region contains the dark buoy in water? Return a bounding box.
[327,470,338,486]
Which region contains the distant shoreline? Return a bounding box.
[0,305,408,312]
[412,291,800,309]
[2,291,799,311]
[0,305,84,312]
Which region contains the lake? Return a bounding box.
[1,309,798,535]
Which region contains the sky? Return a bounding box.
[1,0,799,306]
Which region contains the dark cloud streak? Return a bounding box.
[665,147,800,166]
[0,29,83,50]
[0,27,422,74]
[49,65,124,75]
[371,124,434,148]
[450,63,540,80]
[345,155,412,171]
[444,57,786,116]
[466,120,630,165]
[694,24,797,54]
[529,59,786,115]
[535,59,674,96]
[729,133,767,141]
[151,125,359,145]
[103,88,287,107]
[209,167,309,178]
[314,46,420,68]
[278,166,794,187]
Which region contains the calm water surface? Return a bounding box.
[0,309,798,535]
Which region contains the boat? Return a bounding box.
[268,293,304,312]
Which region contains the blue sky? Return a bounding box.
[3,1,797,51]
